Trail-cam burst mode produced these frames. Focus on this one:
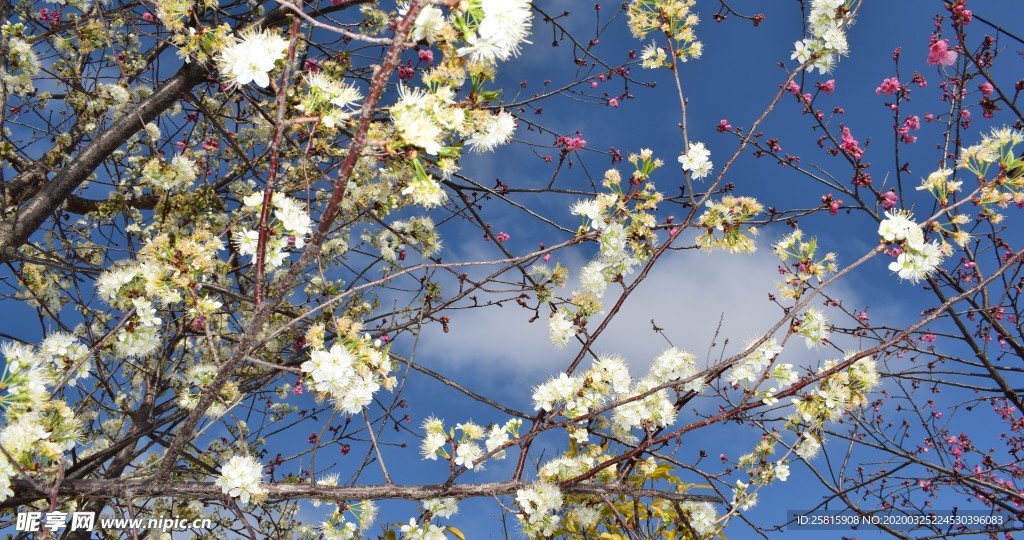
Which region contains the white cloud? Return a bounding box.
[416,240,869,384]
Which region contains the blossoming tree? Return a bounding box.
[1,0,1023,538]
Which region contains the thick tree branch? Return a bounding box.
[11,479,721,504]
[0,61,208,262]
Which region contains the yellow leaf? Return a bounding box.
[446,526,466,540]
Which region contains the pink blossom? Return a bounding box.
[840,127,864,160]
[786,80,800,95]
[716,119,732,133]
[979,82,994,96]
[880,190,898,209]
[608,98,619,108]
[898,128,917,144]
[818,79,836,94]
[418,49,434,64]
[927,39,957,67]
[921,333,937,343]
[876,77,901,96]
[142,12,154,22]
[398,64,415,80]
[495,232,510,243]
[556,134,587,152]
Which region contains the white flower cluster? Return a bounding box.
[467,110,517,152]
[423,497,459,519]
[533,351,697,443]
[297,72,363,129]
[532,355,631,416]
[640,41,668,69]
[959,126,1024,178]
[795,432,823,459]
[791,0,853,74]
[772,229,838,300]
[611,376,676,442]
[141,154,198,191]
[95,263,144,310]
[319,500,376,538]
[960,128,1024,223]
[539,454,600,482]
[39,332,92,387]
[0,342,85,502]
[409,4,447,44]
[420,417,520,471]
[731,480,758,512]
[650,347,705,393]
[568,504,602,530]
[457,0,534,64]
[696,195,764,253]
[362,216,443,263]
[1,24,41,94]
[400,518,447,540]
[737,438,792,488]
[796,308,830,348]
[726,337,783,387]
[300,334,394,415]
[626,0,703,61]
[545,308,574,347]
[215,454,265,505]
[234,192,313,270]
[555,164,662,345]
[789,353,879,429]
[218,29,289,88]
[515,482,563,538]
[392,85,463,157]
[96,230,224,358]
[878,210,946,284]
[679,501,719,538]
[569,194,642,306]
[678,141,713,180]
[916,168,962,202]
[319,519,358,540]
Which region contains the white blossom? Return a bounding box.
[678,141,713,180]
[467,110,517,152]
[218,30,288,88]
[423,497,459,519]
[215,455,265,505]
[548,309,575,347]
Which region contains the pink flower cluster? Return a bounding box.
[947,0,973,26]
[556,134,587,152]
[875,77,900,96]
[898,115,920,144]
[880,190,898,210]
[840,127,864,160]
[927,39,957,67]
